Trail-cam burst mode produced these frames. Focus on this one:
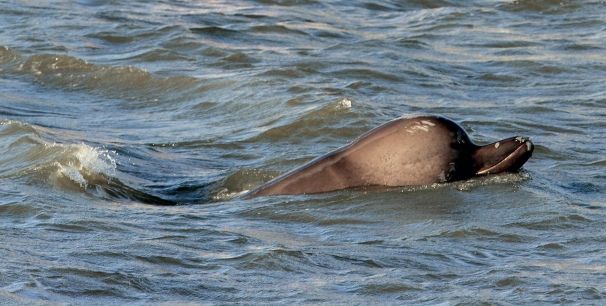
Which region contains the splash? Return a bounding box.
[212,188,249,201]
[0,120,116,189]
[50,143,117,189]
[453,171,530,191]
[335,98,352,110]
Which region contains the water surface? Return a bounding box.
[1,0,605,304]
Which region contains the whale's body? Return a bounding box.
[248,116,533,197]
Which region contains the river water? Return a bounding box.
[1,0,605,304]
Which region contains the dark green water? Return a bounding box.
[1,0,605,304]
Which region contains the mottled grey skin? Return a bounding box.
[248,116,533,197]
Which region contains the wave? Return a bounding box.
[1,46,200,105]
[0,120,174,205]
[435,227,528,242]
[213,168,280,201]
[498,0,582,14]
[247,98,365,143]
[0,120,115,185]
[0,119,276,205]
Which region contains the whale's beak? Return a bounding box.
[473,136,534,175]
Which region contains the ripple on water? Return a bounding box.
[3,49,200,106]
[0,202,50,226]
[210,52,260,69]
[507,214,592,231]
[224,248,317,273]
[0,46,22,68]
[45,267,154,298]
[246,98,362,143]
[353,282,421,295]
[498,0,583,14]
[435,227,528,243]
[536,242,566,251]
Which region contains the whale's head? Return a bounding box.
[472,136,534,176]
[412,116,534,182]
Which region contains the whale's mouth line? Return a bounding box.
[476,140,533,175]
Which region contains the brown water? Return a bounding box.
[1,0,605,304]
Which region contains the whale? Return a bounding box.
[247,115,534,197]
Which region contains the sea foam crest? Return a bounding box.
[51,143,117,188]
[336,98,352,110]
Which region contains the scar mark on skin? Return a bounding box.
[407,123,430,133]
[421,120,435,126]
[414,124,429,132]
[494,142,500,149]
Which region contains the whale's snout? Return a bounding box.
[474,136,534,175]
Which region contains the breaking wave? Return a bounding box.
[0,120,173,204]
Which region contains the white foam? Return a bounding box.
[336,98,352,110]
[72,144,116,176]
[454,172,529,191]
[56,161,87,188]
[212,188,249,201]
[53,143,117,188]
